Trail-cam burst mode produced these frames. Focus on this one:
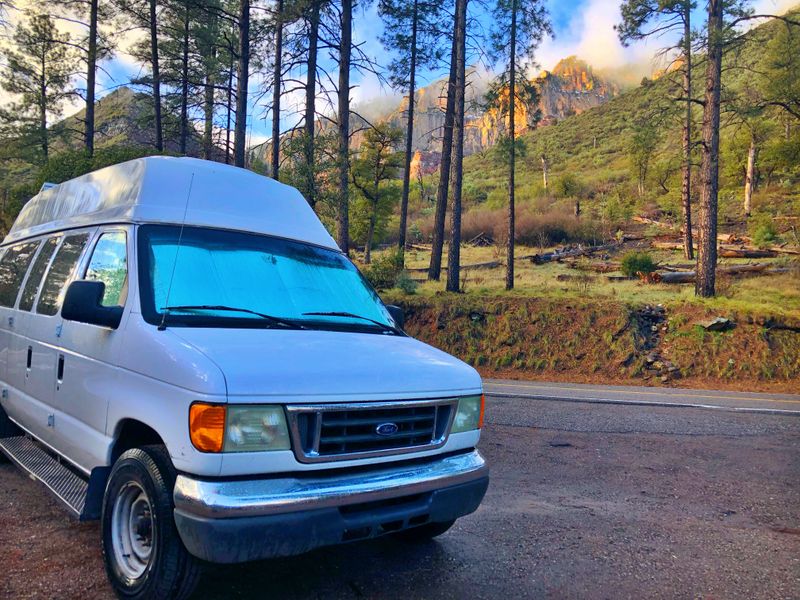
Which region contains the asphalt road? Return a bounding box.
[1,387,799,599]
[484,379,800,414]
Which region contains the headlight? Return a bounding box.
[189,403,291,453]
[451,394,485,433]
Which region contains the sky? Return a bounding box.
[1,0,797,148]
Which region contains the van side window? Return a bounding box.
[85,231,128,306]
[36,233,90,316]
[0,241,40,308]
[19,237,60,312]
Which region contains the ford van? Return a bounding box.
[0,157,489,599]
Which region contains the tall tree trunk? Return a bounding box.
[234,0,251,167]
[85,0,98,156]
[225,57,233,164]
[744,137,757,217]
[397,0,419,258]
[179,6,190,155]
[445,0,467,293]
[695,0,723,298]
[505,1,516,291]
[681,5,694,259]
[541,154,548,191]
[336,0,352,253]
[303,1,320,207]
[428,22,458,281]
[40,51,48,160]
[271,0,284,179]
[203,44,216,159]
[149,0,163,152]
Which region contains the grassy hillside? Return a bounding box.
[400,11,800,246]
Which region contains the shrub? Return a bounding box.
[363,250,403,290]
[394,270,418,294]
[749,215,780,248]
[620,251,657,277]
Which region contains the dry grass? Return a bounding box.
[362,244,800,320]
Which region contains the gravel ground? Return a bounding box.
[1,397,798,599]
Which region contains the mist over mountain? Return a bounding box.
[249,56,621,175]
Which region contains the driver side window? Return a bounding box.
[85,231,128,307]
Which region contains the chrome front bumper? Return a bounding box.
[174,449,488,520]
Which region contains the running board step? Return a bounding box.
[0,435,89,518]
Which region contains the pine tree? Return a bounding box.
[427,21,458,281]
[379,0,444,260]
[617,0,697,260]
[0,11,75,162]
[234,0,252,166]
[336,0,352,253]
[115,0,165,150]
[445,0,467,293]
[49,0,112,156]
[485,0,550,290]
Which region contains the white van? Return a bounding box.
[0,157,488,599]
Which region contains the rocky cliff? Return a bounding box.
[249,56,619,175]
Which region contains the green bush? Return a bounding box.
[394,270,418,294]
[749,215,780,248]
[620,251,657,277]
[363,250,404,290]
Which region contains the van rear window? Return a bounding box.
[0,241,40,308]
[36,233,89,316]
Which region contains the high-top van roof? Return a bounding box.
[3,156,339,250]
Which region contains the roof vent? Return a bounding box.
[39,182,57,192]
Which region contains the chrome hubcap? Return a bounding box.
[111,482,154,580]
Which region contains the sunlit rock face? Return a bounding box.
[248,56,618,175]
[399,56,618,174]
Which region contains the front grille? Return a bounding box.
[287,399,457,463]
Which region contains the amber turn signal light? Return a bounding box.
[478,394,486,429]
[189,403,226,452]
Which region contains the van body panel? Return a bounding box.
[168,328,481,400]
[116,316,228,396]
[6,157,338,252]
[104,366,226,476]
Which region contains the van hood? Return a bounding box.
[169,328,482,401]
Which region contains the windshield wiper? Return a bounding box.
[159,305,305,331]
[302,311,402,335]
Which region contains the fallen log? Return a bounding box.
[718,247,777,259]
[658,264,791,284]
[634,216,753,244]
[651,240,798,257]
[406,260,501,273]
[529,242,619,264]
[565,260,619,273]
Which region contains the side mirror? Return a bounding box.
[62,280,123,329]
[386,305,405,330]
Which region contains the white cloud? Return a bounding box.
[535,0,661,76]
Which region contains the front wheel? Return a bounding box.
[394,519,456,542]
[102,446,201,600]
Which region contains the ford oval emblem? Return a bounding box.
[376,422,399,436]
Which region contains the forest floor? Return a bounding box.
[385,242,800,319]
[371,230,800,393]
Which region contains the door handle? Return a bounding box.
[57,354,65,382]
[26,346,32,370]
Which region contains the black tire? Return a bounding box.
[394,519,456,542]
[102,445,202,600]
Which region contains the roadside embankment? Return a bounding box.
[387,295,800,393]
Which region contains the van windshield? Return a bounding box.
[137,225,395,332]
